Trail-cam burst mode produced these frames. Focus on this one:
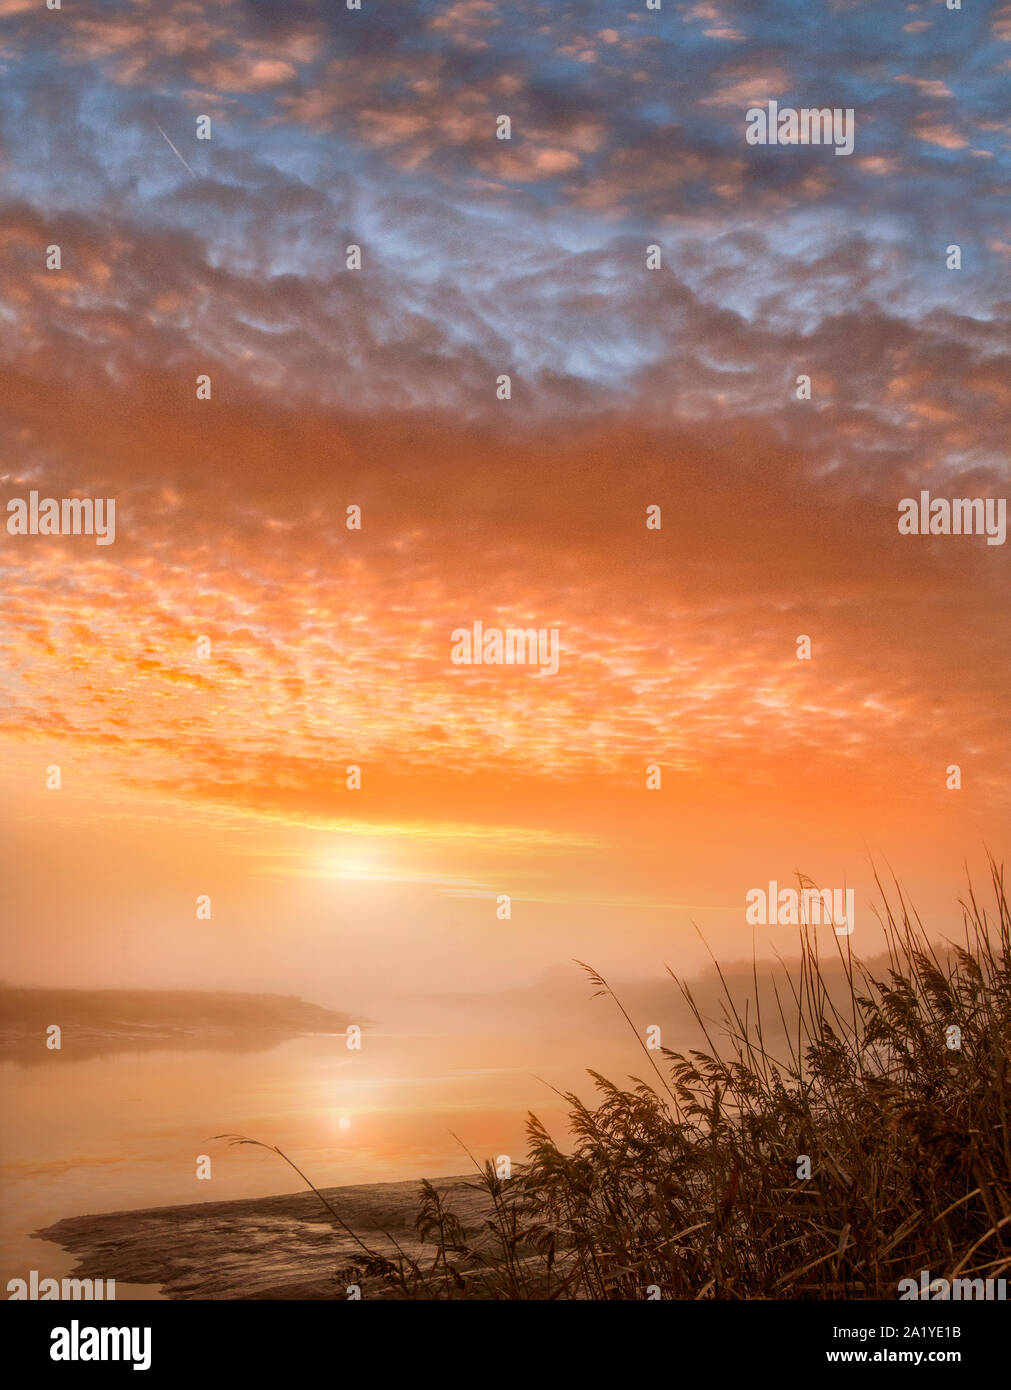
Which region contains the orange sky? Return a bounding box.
[1,0,1008,1011]
[1,382,1006,1006]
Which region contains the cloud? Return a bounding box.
[699,65,792,107]
[914,122,969,149]
[894,75,953,99]
[0,0,1008,849]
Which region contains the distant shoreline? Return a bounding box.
[35,1175,481,1300]
[0,986,358,1064]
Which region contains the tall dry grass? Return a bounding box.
[230,861,1011,1299]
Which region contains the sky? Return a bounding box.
[0,0,1008,1011]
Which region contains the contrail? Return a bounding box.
[154,121,197,179]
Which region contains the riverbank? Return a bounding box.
[35,1176,483,1300]
[0,987,356,1064]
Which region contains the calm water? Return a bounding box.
[0,1020,645,1298]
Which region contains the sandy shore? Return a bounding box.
[34,1176,489,1300]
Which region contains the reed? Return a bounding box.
[230,859,1011,1300]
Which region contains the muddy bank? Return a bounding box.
[35,1176,487,1300]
